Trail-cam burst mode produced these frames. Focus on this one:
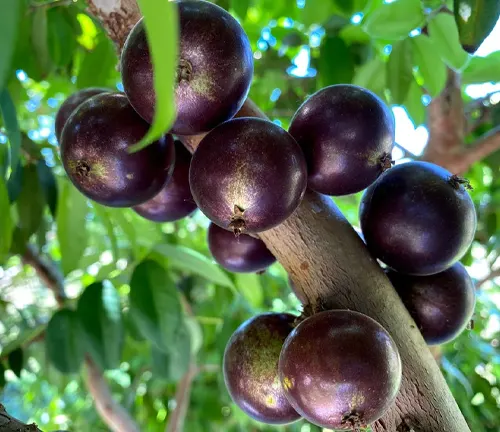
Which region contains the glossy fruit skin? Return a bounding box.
[120,0,253,135]
[61,93,175,207]
[55,87,109,141]
[279,310,401,429]
[189,117,307,234]
[208,223,276,273]
[359,161,477,276]
[223,313,301,425]
[386,262,476,345]
[133,140,197,222]
[288,84,395,196]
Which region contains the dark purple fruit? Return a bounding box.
[189,117,307,234]
[279,310,401,430]
[121,0,253,135]
[55,87,110,142]
[360,161,477,276]
[61,93,175,207]
[133,140,197,222]
[223,313,301,425]
[288,84,395,196]
[208,223,275,273]
[386,262,476,345]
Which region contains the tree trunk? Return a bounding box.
[88,1,471,430]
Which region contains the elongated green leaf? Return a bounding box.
[56,180,88,275]
[108,209,139,257]
[0,363,5,388]
[151,319,191,381]
[0,89,20,176]
[387,38,413,104]
[46,309,85,374]
[404,80,426,126]
[16,164,45,241]
[37,161,58,218]
[154,244,235,290]
[77,281,124,370]
[31,7,52,77]
[0,143,9,180]
[6,161,22,203]
[462,51,500,85]
[76,34,117,89]
[130,1,178,152]
[93,204,118,263]
[231,0,250,18]
[129,260,182,352]
[7,348,23,377]
[301,0,334,26]
[0,0,23,91]
[0,177,13,261]
[47,8,77,69]
[428,13,469,71]
[352,57,386,100]
[318,36,354,88]
[363,0,425,40]
[411,35,447,97]
[235,273,263,308]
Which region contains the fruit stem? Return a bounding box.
[177,59,193,83]
[341,412,364,432]
[379,152,395,171]
[76,161,91,177]
[229,204,247,237]
[448,175,473,190]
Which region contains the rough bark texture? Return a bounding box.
[88,2,475,431]
[0,404,43,432]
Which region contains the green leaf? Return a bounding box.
[131,1,178,152]
[300,0,334,26]
[46,309,85,374]
[352,56,387,100]
[37,161,58,218]
[0,363,5,388]
[428,13,469,71]
[56,180,88,275]
[129,260,182,352]
[108,209,139,257]
[0,177,13,261]
[333,0,355,15]
[0,143,9,180]
[47,8,77,69]
[0,89,20,177]
[77,281,124,370]
[363,0,425,40]
[31,7,52,77]
[231,0,250,18]
[76,34,117,89]
[411,35,447,97]
[0,0,23,91]
[318,36,354,88]
[404,80,426,126]
[151,319,191,381]
[16,164,45,241]
[462,51,500,85]
[235,273,264,308]
[93,204,119,263]
[6,161,22,203]
[154,244,235,290]
[387,38,413,104]
[7,348,23,377]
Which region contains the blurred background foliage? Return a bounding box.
[0,0,499,431]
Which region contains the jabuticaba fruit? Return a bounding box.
[55,87,110,141]
[454,0,500,53]
[60,93,175,207]
[120,0,253,135]
[288,84,395,196]
[278,310,401,430]
[189,117,307,234]
[133,140,197,222]
[386,262,476,345]
[359,161,477,276]
[208,223,276,273]
[223,313,301,425]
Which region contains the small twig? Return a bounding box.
[165,364,198,432]
[475,268,500,289]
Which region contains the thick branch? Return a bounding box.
[86,2,470,431]
[0,404,43,432]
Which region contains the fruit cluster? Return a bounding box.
[55,1,477,429]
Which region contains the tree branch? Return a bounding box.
[0,403,43,432]
[475,267,500,289]
[165,365,198,432]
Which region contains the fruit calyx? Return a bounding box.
[341,412,364,432]
[379,152,394,171]
[177,59,193,83]
[449,174,473,190]
[76,161,91,177]
[229,204,247,236]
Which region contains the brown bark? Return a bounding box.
[0,404,43,432]
[90,2,472,431]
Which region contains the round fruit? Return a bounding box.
[121,0,253,135]
[208,223,276,273]
[223,313,301,425]
[60,92,175,207]
[279,310,401,430]
[189,117,307,234]
[359,161,477,276]
[133,140,197,222]
[55,87,109,141]
[386,262,476,345]
[288,84,395,196]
